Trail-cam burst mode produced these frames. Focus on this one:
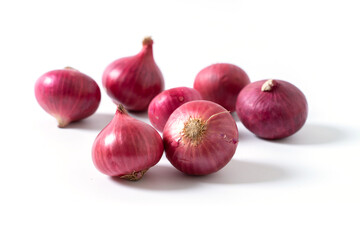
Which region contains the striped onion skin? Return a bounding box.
[92,105,163,180]
[163,100,239,175]
[236,79,308,139]
[35,68,101,127]
[148,87,202,132]
[102,37,164,111]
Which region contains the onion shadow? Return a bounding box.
[198,159,288,184]
[66,113,113,131]
[111,159,289,189]
[270,123,345,145]
[231,112,240,122]
[128,110,149,122]
[110,164,198,191]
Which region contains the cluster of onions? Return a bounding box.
[35,36,308,181]
[192,64,308,139]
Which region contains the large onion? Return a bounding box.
[92,105,164,180]
[194,63,250,112]
[163,100,238,175]
[236,79,308,139]
[102,37,164,111]
[35,67,101,127]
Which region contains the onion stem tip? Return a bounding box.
[120,169,148,181]
[142,36,153,46]
[261,79,276,92]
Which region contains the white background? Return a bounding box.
[1,0,359,239]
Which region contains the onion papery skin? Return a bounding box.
[236,79,308,140]
[92,105,164,180]
[148,87,202,132]
[193,63,250,112]
[102,37,164,111]
[163,100,239,175]
[35,68,101,128]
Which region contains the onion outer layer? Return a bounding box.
[236,79,308,139]
[148,87,202,132]
[102,37,164,111]
[194,63,250,112]
[92,105,164,180]
[163,100,239,175]
[34,67,101,127]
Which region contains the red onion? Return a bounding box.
[163,100,238,175]
[92,105,164,180]
[102,37,164,111]
[148,87,202,132]
[193,63,250,112]
[34,67,101,128]
[236,79,308,139]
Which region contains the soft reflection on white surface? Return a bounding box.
[271,123,346,145]
[110,160,290,190]
[66,113,113,131]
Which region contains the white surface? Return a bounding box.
[1,0,359,239]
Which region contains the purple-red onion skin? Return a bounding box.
[194,63,250,112]
[102,38,164,111]
[236,79,308,139]
[163,100,239,175]
[92,107,164,178]
[148,87,202,132]
[35,68,101,127]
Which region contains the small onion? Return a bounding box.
[194,63,250,112]
[236,79,308,139]
[92,105,164,180]
[102,37,164,111]
[34,67,101,127]
[163,100,238,175]
[148,87,202,132]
